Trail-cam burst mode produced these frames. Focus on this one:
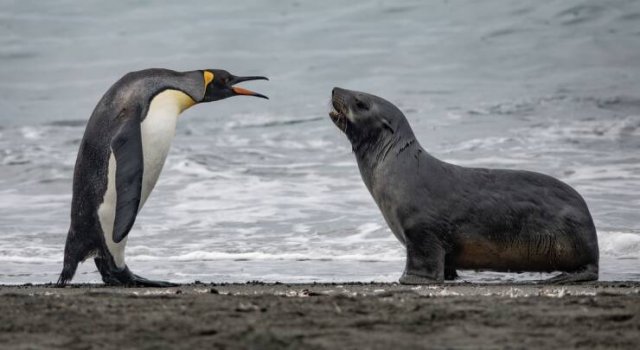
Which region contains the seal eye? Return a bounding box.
[355,98,368,110]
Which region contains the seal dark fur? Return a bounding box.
[329,87,599,284]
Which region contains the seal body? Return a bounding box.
[329,87,599,284]
[58,68,267,286]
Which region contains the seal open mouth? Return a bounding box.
[329,98,348,132]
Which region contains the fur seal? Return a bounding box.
[329,87,599,284]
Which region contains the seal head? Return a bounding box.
[330,87,410,147]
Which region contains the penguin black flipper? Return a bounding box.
[111,107,144,244]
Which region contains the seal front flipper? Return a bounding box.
[111,108,143,244]
[444,254,459,280]
[399,228,446,285]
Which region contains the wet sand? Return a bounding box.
[1,282,639,349]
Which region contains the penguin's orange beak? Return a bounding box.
[229,76,269,99]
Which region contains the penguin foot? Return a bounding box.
[95,258,178,287]
[103,268,178,287]
[130,273,179,287]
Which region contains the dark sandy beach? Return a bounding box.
[1,282,638,349]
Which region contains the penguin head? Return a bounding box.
[200,70,268,102]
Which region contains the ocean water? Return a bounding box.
[1,0,639,284]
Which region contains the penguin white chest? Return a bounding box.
[138,90,195,209]
[97,90,194,269]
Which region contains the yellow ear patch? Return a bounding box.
[203,71,214,89]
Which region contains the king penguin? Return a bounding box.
[57,68,268,287]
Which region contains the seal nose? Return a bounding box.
[332,87,346,99]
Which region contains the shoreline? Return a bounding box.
[3,280,640,296]
[1,282,638,349]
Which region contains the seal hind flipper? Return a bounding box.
[543,263,598,284]
[111,108,144,243]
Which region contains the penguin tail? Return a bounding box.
[57,256,79,287]
[56,229,83,287]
